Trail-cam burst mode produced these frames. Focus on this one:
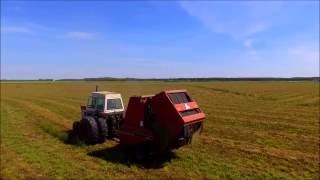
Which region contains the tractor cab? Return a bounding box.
[81,91,124,118]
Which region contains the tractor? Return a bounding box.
[72,91,124,144]
[72,89,205,156]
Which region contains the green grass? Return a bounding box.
[1,81,319,179]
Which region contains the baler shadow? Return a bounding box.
[88,144,178,169]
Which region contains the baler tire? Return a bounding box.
[96,118,108,143]
[133,143,151,161]
[79,117,99,145]
[151,121,169,153]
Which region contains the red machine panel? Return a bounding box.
[119,96,153,145]
[119,90,205,150]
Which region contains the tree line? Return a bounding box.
[2,77,319,82]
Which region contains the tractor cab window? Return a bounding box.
[88,96,104,111]
[107,98,123,110]
[96,97,105,111]
[87,96,95,108]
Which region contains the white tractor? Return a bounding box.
[73,90,125,144]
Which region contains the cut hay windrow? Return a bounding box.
[203,124,319,153]
[1,100,142,178]
[200,136,319,163]
[208,108,318,127]
[210,115,318,135]
[3,98,71,129]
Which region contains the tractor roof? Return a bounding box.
[91,91,119,96]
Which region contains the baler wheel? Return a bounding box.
[79,117,99,145]
[151,121,169,153]
[133,143,150,161]
[97,118,108,143]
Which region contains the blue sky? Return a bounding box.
[1,1,319,79]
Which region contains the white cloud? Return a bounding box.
[288,45,319,62]
[1,26,32,33]
[65,31,95,40]
[246,23,270,35]
[179,1,282,39]
[243,39,254,48]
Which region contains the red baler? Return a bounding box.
[119,90,205,152]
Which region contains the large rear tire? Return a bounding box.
[97,118,108,143]
[79,117,99,145]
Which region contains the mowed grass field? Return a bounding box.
[1,81,319,179]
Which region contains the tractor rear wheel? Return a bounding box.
[79,117,99,145]
[97,118,108,143]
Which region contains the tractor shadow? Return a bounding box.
[88,144,179,169]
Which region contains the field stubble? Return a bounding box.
[1,81,319,179]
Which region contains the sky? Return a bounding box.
[1,1,319,79]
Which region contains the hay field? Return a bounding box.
[1,81,319,179]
